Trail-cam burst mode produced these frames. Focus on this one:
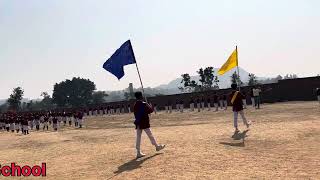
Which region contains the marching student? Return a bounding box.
[201,96,205,111]
[168,100,173,113]
[213,92,219,111]
[179,99,184,113]
[196,97,201,112]
[229,84,251,135]
[253,86,262,109]
[52,114,58,131]
[189,97,195,111]
[242,91,247,109]
[10,114,15,133]
[15,115,21,133]
[219,94,224,110]
[22,116,29,135]
[175,99,180,112]
[116,105,121,115]
[133,91,165,159]
[250,88,255,107]
[153,103,158,114]
[0,114,4,130]
[223,94,228,110]
[165,102,169,113]
[207,96,211,111]
[78,111,84,128]
[73,111,78,127]
[121,104,126,114]
[43,114,49,131]
[127,104,131,113]
[5,114,10,132]
[316,88,320,105]
[35,113,41,131]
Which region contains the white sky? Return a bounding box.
[0,0,319,99]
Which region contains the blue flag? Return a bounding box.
[103,40,136,80]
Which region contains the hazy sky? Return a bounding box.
[1,0,319,99]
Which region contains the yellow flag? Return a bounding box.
[218,48,238,75]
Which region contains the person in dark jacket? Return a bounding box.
[229,84,251,135]
[133,92,165,159]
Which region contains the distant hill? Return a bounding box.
[155,67,266,93]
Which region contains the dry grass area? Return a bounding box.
[1,101,320,180]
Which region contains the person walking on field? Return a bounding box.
[253,86,262,109]
[133,92,165,159]
[229,84,251,136]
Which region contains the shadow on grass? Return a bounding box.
[219,141,245,147]
[110,153,163,179]
[219,130,249,147]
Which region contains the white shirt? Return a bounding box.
[253,88,261,97]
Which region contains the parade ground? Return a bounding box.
[0,101,319,179]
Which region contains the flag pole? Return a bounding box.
[130,42,148,102]
[135,62,148,102]
[236,45,241,91]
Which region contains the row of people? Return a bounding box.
[0,111,85,135]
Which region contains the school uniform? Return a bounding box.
[190,99,195,111]
[179,100,184,113]
[52,116,58,131]
[201,98,205,110]
[242,92,247,109]
[250,89,255,107]
[134,100,164,157]
[207,98,211,111]
[168,101,172,113]
[196,99,201,112]
[253,88,262,109]
[223,95,228,110]
[43,116,49,130]
[213,94,219,111]
[175,100,180,111]
[127,105,131,113]
[316,88,320,104]
[229,90,250,130]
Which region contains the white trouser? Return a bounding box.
[214,103,219,111]
[242,99,247,109]
[251,97,255,107]
[318,96,320,104]
[190,103,194,111]
[53,123,58,129]
[180,104,184,112]
[201,102,205,110]
[233,111,249,129]
[154,107,157,114]
[219,100,224,109]
[89,111,92,116]
[136,128,158,153]
[169,106,172,113]
[10,123,15,130]
[116,109,120,114]
[224,100,228,109]
[165,106,169,113]
[208,103,211,111]
[176,104,179,111]
[128,108,131,113]
[197,103,201,112]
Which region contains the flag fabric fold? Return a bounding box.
[103,40,136,80]
[218,48,238,75]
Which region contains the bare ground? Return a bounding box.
[0,101,319,180]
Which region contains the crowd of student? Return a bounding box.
[0,111,86,135]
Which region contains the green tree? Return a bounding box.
[92,91,108,104]
[248,73,258,86]
[39,92,55,110]
[230,71,243,86]
[7,87,24,111]
[198,67,218,91]
[52,77,96,107]
[179,73,198,92]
